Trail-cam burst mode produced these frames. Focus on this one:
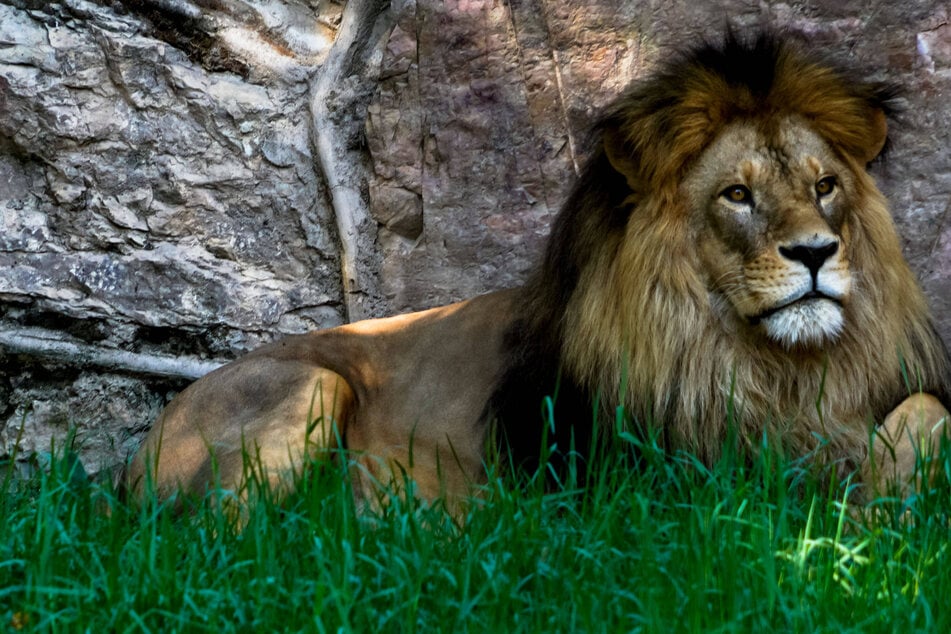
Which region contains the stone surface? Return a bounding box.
[366,0,951,318]
[0,0,364,473]
[1,0,949,474]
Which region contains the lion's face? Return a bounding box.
[684,117,858,349]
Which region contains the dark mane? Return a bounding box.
[488,149,629,476]
[602,31,899,191]
[490,31,909,476]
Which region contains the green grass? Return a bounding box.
[0,429,949,633]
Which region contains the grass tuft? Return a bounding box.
[0,427,948,632]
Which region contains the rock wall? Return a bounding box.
[1,0,949,474]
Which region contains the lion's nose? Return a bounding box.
[778,240,839,277]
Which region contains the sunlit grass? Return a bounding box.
[0,425,948,632]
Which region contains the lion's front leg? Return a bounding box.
[864,393,949,497]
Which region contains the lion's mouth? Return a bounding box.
[748,291,842,325]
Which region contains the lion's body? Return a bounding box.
[129,34,951,507]
[128,290,517,505]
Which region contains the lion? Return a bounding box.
[128,33,951,511]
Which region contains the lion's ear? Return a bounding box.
[603,126,641,190]
[861,107,888,163]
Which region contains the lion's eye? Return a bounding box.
[815,176,837,198]
[720,185,753,204]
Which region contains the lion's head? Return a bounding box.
[682,118,860,349]
[129,32,950,508]
[504,33,951,468]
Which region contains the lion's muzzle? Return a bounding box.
[747,235,850,348]
[778,240,839,278]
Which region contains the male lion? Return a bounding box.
[129,34,951,509]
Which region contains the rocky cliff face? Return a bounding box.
[1,0,950,474]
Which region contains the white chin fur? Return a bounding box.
[760,299,844,349]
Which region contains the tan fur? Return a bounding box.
[128,35,950,508]
[127,290,518,511]
[571,122,941,461]
[865,394,949,496]
[561,37,950,491]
